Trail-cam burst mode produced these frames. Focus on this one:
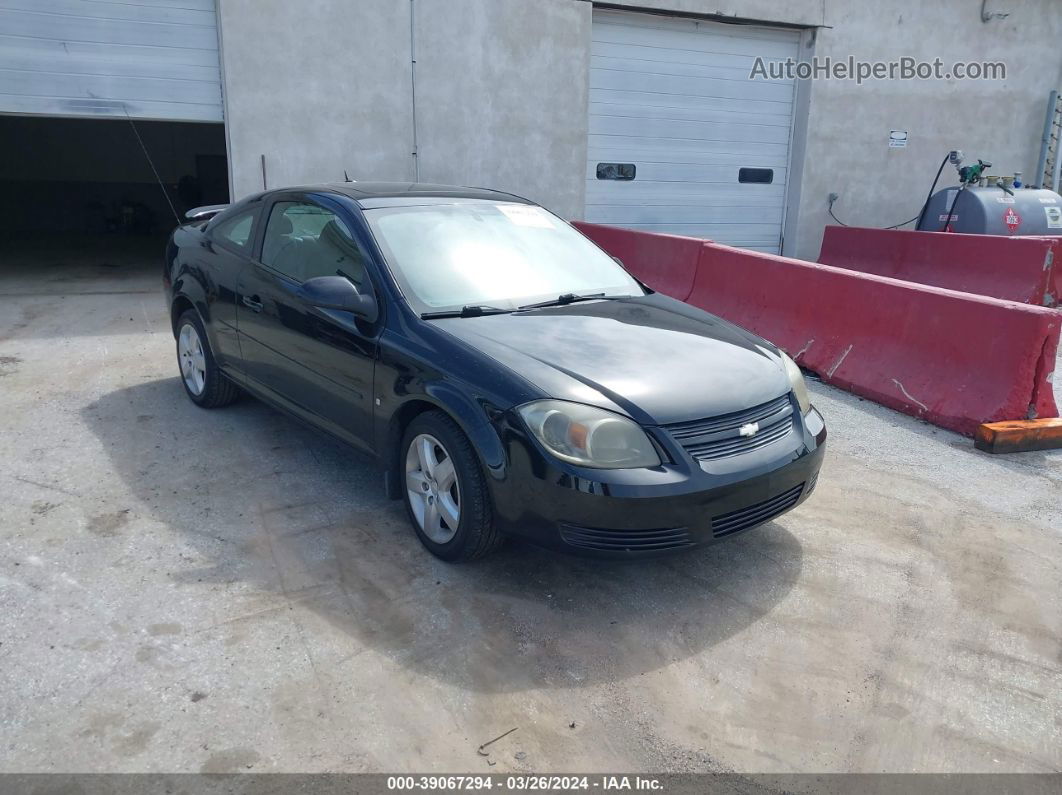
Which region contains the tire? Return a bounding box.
[175,309,240,408]
[400,411,504,561]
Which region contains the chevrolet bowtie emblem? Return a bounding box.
[738,422,760,437]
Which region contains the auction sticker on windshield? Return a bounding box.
[498,204,555,228]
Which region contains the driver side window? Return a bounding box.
[260,200,367,285]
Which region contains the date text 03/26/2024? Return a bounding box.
[386,776,664,791]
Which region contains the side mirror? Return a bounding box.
[297,276,378,322]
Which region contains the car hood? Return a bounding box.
[429,294,791,425]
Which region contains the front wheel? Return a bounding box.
[175,309,240,408]
[401,411,503,561]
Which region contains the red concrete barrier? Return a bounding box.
[690,242,1059,435]
[1030,236,1062,309]
[1055,253,1062,309]
[573,221,702,301]
[818,225,1060,307]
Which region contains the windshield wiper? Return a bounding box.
[517,292,620,311]
[421,305,512,319]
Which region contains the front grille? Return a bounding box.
[711,483,804,538]
[558,523,694,552]
[665,394,795,462]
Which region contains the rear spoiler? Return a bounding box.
[185,204,229,222]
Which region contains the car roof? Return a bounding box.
[284,181,535,208]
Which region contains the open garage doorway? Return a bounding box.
[0,115,227,291]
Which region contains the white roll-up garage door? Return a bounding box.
[0,0,223,122]
[585,10,800,253]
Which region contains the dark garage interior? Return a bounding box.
[0,115,227,280]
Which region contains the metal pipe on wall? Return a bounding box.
[1053,111,1062,193]
[1035,90,1057,189]
[409,0,420,182]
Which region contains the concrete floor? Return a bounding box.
[0,237,1060,774]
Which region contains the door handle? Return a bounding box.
[242,295,263,312]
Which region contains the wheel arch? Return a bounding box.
[381,389,508,501]
[169,289,223,363]
[170,294,196,338]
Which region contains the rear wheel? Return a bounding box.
[176,309,239,408]
[401,411,503,561]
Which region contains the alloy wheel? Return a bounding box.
[405,433,461,543]
[178,323,207,396]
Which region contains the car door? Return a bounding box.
[199,204,260,370]
[236,193,379,452]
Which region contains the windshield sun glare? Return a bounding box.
[365,202,643,313]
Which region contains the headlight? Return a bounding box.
[781,352,812,415]
[517,400,661,469]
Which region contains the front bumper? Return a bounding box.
[489,405,826,557]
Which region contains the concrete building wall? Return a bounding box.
[216,0,416,196]
[217,0,590,219]
[412,0,591,219]
[216,0,1062,262]
[789,0,1062,260]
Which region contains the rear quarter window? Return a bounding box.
[210,209,256,250]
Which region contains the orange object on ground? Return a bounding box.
[975,418,1062,453]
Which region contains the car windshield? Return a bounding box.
[364,201,644,313]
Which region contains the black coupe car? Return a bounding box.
[164,183,825,560]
